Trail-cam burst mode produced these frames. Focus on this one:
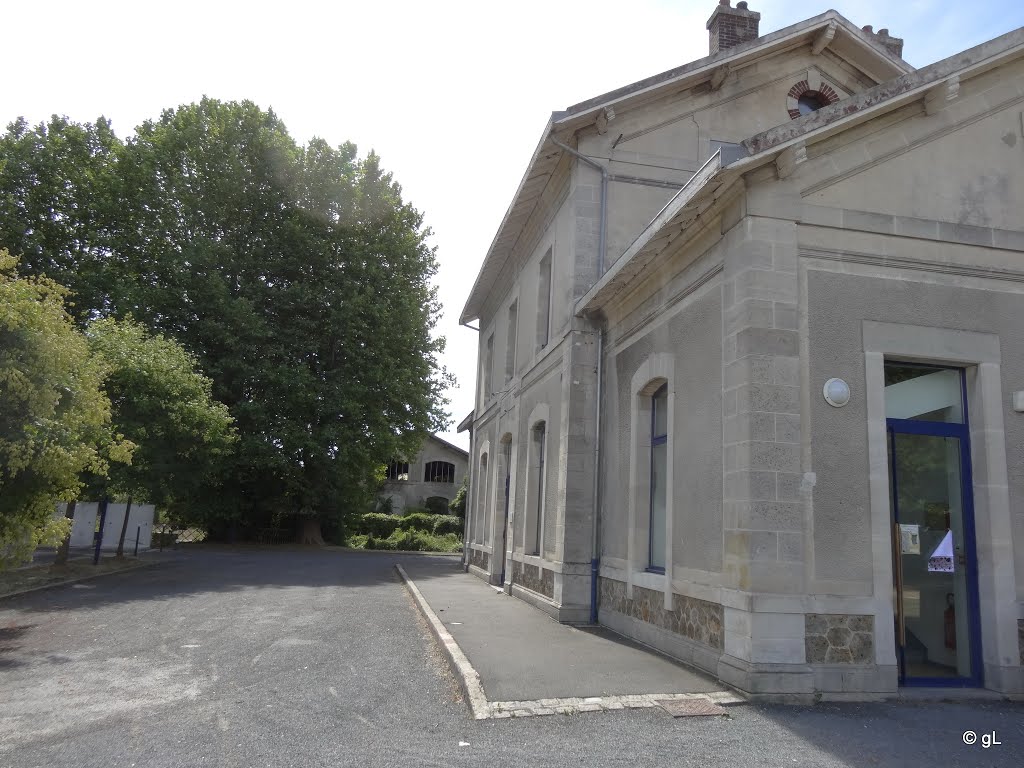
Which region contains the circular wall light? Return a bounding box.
[823,378,851,407]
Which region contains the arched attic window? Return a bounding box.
[786,79,840,120]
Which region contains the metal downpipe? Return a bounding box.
[590,329,604,624]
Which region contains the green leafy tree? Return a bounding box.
[0,116,124,322]
[0,101,451,542]
[85,317,237,551]
[0,251,130,568]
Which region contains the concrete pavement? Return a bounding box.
[398,556,736,714]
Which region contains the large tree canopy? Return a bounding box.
[0,99,450,538]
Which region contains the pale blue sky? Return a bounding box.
[4,1,1022,448]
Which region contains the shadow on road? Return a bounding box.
[0,546,465,615]
[751,699,1024,768]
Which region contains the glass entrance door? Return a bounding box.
[885,363,983,686]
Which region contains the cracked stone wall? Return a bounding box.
[805,614,874,664]
[469,549,489,572]
[600,578,723,650]
[512,562,555,599]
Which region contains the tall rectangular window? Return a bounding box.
[537,249,552,350]
[483,334,494,401]
[505,300,518,383]
[532,423,546,555]
[649,384,668,571]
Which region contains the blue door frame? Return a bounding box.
[887,370,984,687]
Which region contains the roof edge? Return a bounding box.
[576,25,1024,316]
[561,10,910,118]
[460,114,565,324]
[427,433,469,458]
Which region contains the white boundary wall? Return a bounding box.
[56,502,155,550]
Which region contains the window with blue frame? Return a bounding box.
[649,384,668,571]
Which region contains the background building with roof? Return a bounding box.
[380,434,469,514]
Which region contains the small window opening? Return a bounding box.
[798,92,827,115]
[424,461,456,483]
[386,461,409,481]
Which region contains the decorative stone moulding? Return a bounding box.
[787,79,841,120]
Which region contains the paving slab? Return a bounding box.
[399,556,726,703]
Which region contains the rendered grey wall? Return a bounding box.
[670,289,724,573]
[807,268,1024,589]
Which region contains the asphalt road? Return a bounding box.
[1,547,1021,768]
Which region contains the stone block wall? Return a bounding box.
[601,578,723,650]
[805,614,874,664]
[469,548,489,572]
[512,561,555,599]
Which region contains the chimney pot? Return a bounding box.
[707,1,761,55]
[862,24,904,59]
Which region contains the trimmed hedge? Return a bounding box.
[362,530,461,552]
[360,513,400,538]
[397,512,435,532]
[356,511,463,545]
[431,515,462,536]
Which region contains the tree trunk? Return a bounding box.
[116,496,133,558]
[297,517,325,546]
[53,500,77,567]
[93,496,110,565]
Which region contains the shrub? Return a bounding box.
[372,496,394,515]
[449,478,467,518]
[385,529,461,552]
[401,506,428,517]
[398,512,437,532]
[432,515,463,536]
[359,513,400,538]
[346,534,369,549]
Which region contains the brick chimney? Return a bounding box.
[707,1,761,55]
[862,25,905,59]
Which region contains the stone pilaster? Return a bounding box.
[553,320,600,613]
[722,214,806,596]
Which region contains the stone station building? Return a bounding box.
[460,2,1024,700]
